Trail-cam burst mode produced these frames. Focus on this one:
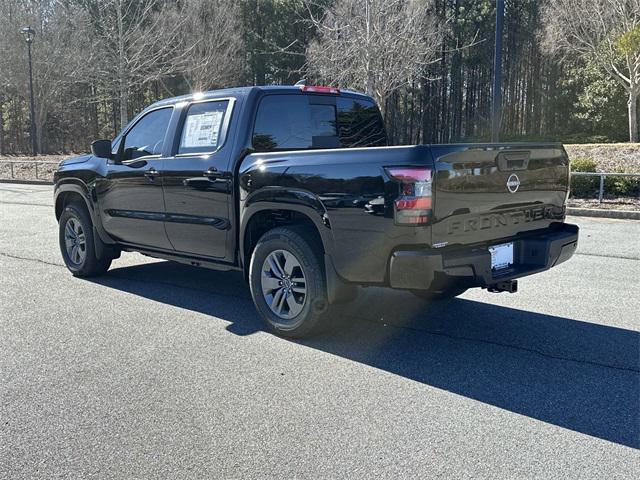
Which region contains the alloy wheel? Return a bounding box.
[261,249,307,321]
[64,217,87,265]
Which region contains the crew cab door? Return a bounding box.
[161,98,235,259]
[97,106,174,250]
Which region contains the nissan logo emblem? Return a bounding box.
[506,174,520,193]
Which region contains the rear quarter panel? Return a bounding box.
[239,145,434,283]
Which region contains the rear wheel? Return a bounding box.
[59,202,112,277]
[249,226,331,338]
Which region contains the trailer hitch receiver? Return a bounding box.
[487,280,518,293]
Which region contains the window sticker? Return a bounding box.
[182,110,224,148]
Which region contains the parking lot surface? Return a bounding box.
[1,183,639,479]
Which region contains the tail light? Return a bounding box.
[300,85,340,94]
[385,167,433,225]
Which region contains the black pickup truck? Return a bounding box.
[54,85,579,337]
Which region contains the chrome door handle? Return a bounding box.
[203,167,231,181]
[144,168,159,178]
[204,167,221,179]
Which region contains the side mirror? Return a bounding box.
[91,139,113,159]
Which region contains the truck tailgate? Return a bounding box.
[430,144,569,247]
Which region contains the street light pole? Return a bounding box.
[491,0,504,143]
[21,27,37,156]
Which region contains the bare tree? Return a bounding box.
[0,0,91,152]
[0,1,17,154]
[167,0,244,92]
[0,2,18,89]
[543,0,640,142]
[305,0,443,112]
[88,0,189,127]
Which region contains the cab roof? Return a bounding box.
[148,85,374,109]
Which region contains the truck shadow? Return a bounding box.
[92,260,639,449]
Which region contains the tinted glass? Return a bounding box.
[111,136,121,155]
[310,104,337,137]
[253,95,315,151]
[337,98,387,147]
[178,100,229,154]
[122,108,172,160]
[253,94,386,151]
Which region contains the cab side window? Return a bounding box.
[122,107,173,161]
[178,101,229,155]
[253,95,312,151]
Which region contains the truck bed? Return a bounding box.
[239,142,570,284]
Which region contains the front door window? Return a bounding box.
[122,108,173,161]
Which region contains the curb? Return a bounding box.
[0,179,53,186]
[567,207,640,220]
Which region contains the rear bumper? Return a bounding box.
[389,222,579,290]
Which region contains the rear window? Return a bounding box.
[252,94,386,151]
[336,98,387,148]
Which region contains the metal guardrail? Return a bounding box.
[0,159,58,181]
[571,171,640,203]
[1,160,638,203]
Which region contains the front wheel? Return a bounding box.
[59,202,112,277]
[249,226,331,338]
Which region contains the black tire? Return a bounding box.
[410,286,467,301]
[249,226,331,338]
[59,202,112,277]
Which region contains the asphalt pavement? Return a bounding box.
[1,183,639,479]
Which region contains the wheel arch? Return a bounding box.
[240,204,331,276]
[55,181,116,248]
[240,203,357,304]
[54,182,93,221]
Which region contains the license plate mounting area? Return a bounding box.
[489,242,514,273]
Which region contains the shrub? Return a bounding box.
[569,158,639,198]
[570,157,597,172]
[570,157,598,197]
[604,168,640,196]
